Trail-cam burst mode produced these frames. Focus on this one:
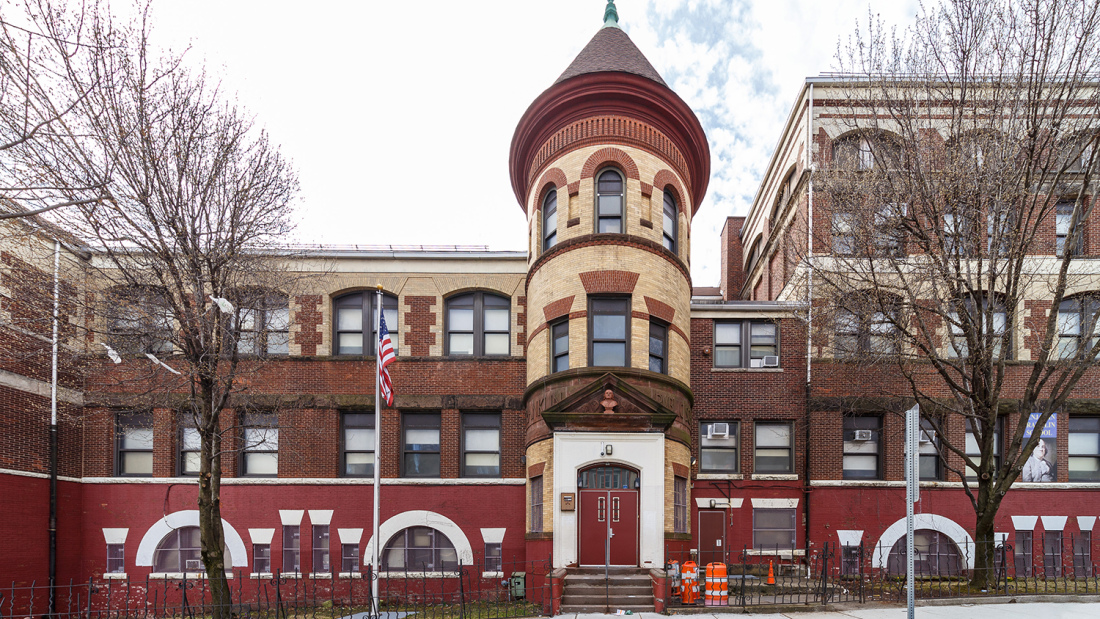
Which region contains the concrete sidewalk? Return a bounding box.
[562,601,1100,619]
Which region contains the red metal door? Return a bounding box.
[579,489,609,566]
[608,490,638,565]
[579,489,639,566]
[699,510,726,566]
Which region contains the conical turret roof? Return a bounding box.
[554,25,667,87]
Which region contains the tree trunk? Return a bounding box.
[198,398,231,619]
[969,480,1001,591]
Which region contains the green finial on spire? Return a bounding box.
[603,0,620,28]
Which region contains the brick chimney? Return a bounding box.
[719,216,746,300]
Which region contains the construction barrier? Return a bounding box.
[680,561,699,605]
[705,562,728,606]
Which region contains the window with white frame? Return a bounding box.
[700,421,739,473]
[754,422,793,474]
[241,413,278,476]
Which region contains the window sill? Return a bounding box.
[711,367,783,373]
[103,573,127,580]
[340,572,364,579]
[250,573,273,580]
[483,571,504,579]
[744,549,805,558]
[148,573,233,580]
[378,571,460,579]
[309,573,333,579]
[751,474,798,481]
[696,473,743,480]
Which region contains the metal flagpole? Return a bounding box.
[905,403,920,619]
[372,285,383,618]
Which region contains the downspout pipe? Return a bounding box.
[803,83,815,554]
[49,239,60,614]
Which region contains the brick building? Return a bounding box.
[1,1,1098,596]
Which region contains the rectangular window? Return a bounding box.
[283,526,300,573]
[551,320,569,373]
[242,413,278,476]
[342,413,375,477]
[529,476,544,533]
[1015,530,1033,577]
[179,420,201,476]
[462,413,501,477]
[648,321,668,374]
[341,544,360,574]
[753,508,796,550]
[873,203,905,256]
[714,321,779,368]
[1057,201,1082,256]
[485,542,502,573]
[832,212,856,255]
[944,210,974,256]
[842,416,881,480]
[312,525,330,573]
[918,419,942,481]
[755,422,793,474]
[107,543,125,573]
[700,421,739,473]
[841,545,860,575]
[589,297,630,367]
[673,477,688,533]
[403,413,441,477]
[1069,417,1100,481]
[1074,531,1092,578]
[116,412,153,476]
[965,417,1002,480]
[254,543,271,574]
[1044,530,1063,577]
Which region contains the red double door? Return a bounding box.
[579,487,639,566]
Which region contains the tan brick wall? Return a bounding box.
[664,439,691,534]
[526,438,554,533]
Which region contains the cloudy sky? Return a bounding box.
[147,0,921,286]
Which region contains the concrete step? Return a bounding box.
[560,605,653,613]
[563,594,655,604]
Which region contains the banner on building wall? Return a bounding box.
[1022,413,1057,483]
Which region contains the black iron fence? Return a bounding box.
[1,555,552,619]
[666,535,1100,608]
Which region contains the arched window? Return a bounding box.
[1059,132,1098,173]
[948,294,1010,359]
[445,292,510,356]
[333,291,398,356]
[154,526,202,573]
[542,188,558,251]
[887,529,963,576]
[662,189,678,253]
[381,526,458,572]
[1057,295,1100,360]
[235,292,289,355]
[596,169,624,233]
[106,286,174,355]
[833,131,902,171]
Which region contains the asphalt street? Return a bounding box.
[561,601,1100,619]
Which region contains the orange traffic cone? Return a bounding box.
[766,560,775,585]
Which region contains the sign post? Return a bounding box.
[905,404,920,619]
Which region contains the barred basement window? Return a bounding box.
[485,542,502,572]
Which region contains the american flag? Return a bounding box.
[378,313,396,406]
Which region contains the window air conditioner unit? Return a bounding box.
[853,429,873,441]
[185,559,203,570]
[919,430,936,443]
[762,356,780,367]
[707,423,730,439]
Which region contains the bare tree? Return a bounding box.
[800,0,1100,587]
[10,2,301,609]
[0,0,120,219]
